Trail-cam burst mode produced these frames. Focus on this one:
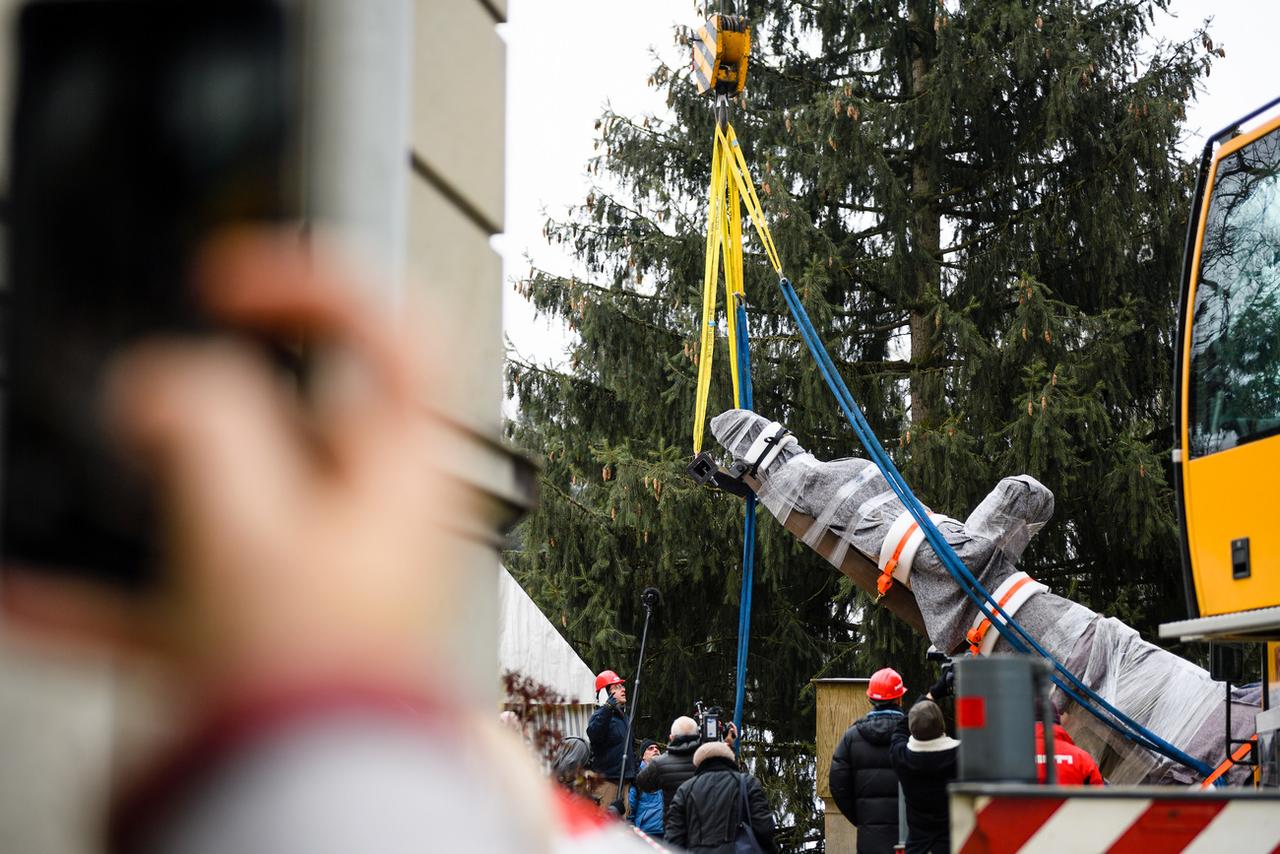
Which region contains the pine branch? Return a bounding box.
[525,271,667,305]
[506,356,618,396]
[833,200,890,215]
[589,190,692,238]
[539,478,615,529]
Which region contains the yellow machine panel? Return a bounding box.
[1183,442,1280,615]
[693,14,749,97]
[1180,111,1280,617]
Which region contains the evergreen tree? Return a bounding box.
[506,2,1216,846]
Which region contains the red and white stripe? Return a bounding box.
[552,789,661,853]
[953,792,1280,853]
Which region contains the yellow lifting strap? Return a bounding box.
[720,123,783,275]
[692,129,731,454]
[690,121,786,454]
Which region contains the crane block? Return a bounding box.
[692,14,749,96]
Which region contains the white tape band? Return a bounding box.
[743,421,784,468]
[855,489,899,521]
[876,510,955,589]
[968,571,1050,656]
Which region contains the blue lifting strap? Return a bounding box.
[733,298,756,746]
[773,275,1213,778]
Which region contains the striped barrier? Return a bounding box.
[950,784,1280,853]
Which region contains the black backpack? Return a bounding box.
[733,774,765,853]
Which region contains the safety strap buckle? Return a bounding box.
[966,625,986,657]
[874,561,897,603]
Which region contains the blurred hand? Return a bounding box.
[724,722,738,749]
[5,231,463,698]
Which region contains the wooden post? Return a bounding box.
[814,677,874,853]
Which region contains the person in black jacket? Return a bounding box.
[830,667,908,852]
[667,741,778,854]
[634,715,700,820]
[587,670,635,813]
[889,700,959,854]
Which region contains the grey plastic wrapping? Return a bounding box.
[710,409,1055,652]
[990,594,1251,784]
[1061,613,1257,785]
[963,475,1052,565]
[710,407,1263,785]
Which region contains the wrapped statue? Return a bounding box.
[711,408,1259,784]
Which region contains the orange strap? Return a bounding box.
[1199,735,1257,789]
[966,575,1035,655]
[876,521,920,600]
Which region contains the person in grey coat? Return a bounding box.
[710,408,1259,785]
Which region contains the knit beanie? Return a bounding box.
[908,700,945,741]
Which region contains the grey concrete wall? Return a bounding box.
[0,0,521,848]
[404,0,511,705]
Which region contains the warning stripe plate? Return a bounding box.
[953,789,1280,853]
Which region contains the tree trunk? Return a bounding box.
[907,1,942,428]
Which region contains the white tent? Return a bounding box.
[498,566,596,738]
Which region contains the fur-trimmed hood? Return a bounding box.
[693,740,736,767]
[907,734,960,753]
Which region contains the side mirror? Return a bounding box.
[1209,642,1245,683]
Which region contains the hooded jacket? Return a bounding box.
[628,757,666,836]
[634,732,700,819]
[666,742,779,854]
[889,714,958,854]
[1035,723,1104,786]
[587,697,635,780]
[829,707,904,853]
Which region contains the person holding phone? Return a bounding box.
[4,233,652,854]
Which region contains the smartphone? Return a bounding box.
[2,0,298,589]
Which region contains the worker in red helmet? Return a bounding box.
[587,669,634,815]
[829,667,907,853]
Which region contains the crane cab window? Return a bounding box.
[1189,126,1280,458]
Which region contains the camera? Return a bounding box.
[927,645,955,696]
[694,700,726,744]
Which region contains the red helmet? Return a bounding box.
[867,668,906,701]
[595,670,625,692]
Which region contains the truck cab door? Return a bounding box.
[1178,111,1280,619]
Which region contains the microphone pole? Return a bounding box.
[615,587,660,810]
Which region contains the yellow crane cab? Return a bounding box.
[1165,96,1280,652]
[1163,100,1280,783]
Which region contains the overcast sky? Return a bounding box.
[498,1,1276,370]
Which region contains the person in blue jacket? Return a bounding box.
[629,741,665,839]
[588,669,635,813]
